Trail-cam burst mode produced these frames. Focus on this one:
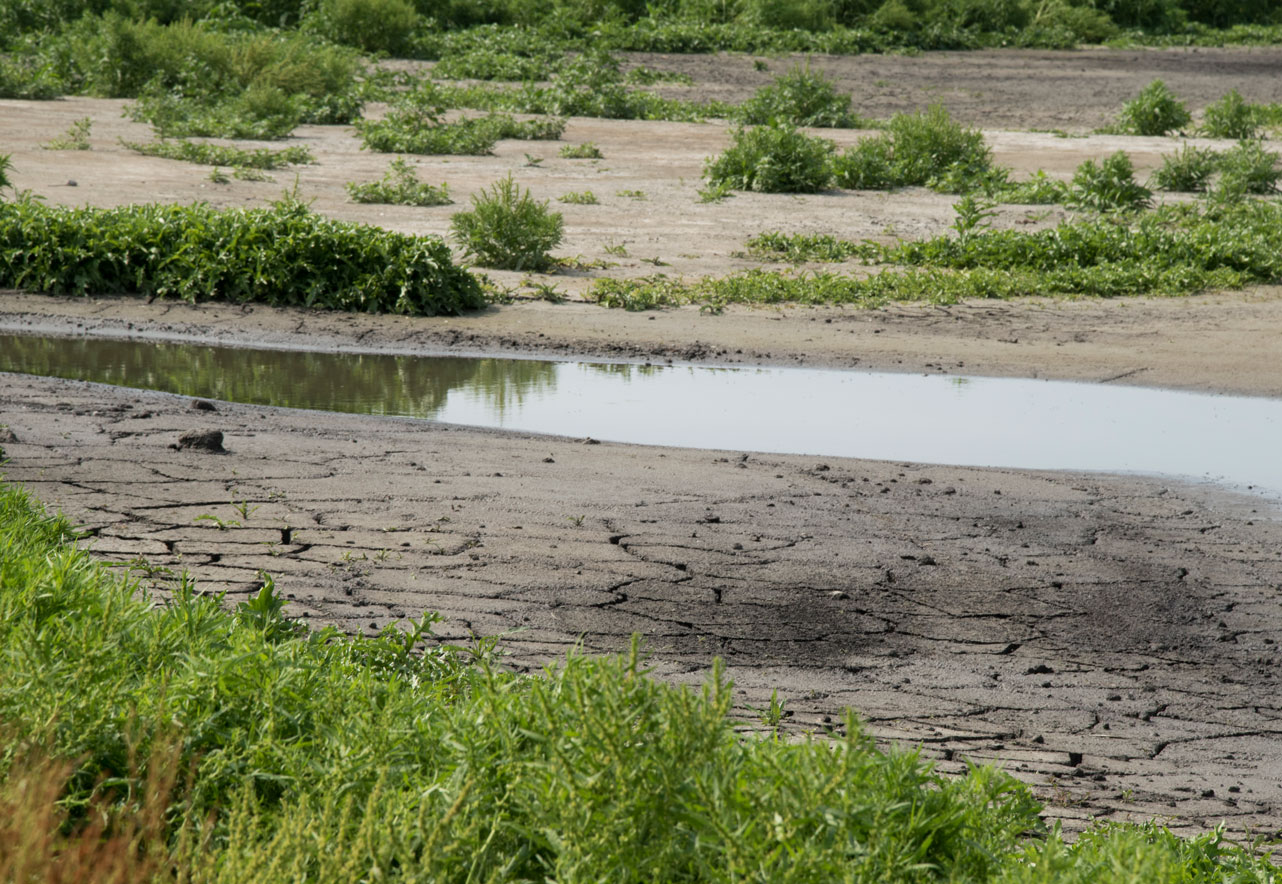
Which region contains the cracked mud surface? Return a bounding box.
[3,364,1281,841]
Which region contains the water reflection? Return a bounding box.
[0,333,558,419]
[3,332,1280,499]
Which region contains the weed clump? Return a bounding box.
[357,90,564,154]
[0,199,483,315]
[1151,144,1219,192]
[1112,79,1191,136]
[451,174,564,271]
[735,64,865,128]
[1213,139,1281,196]
[1200,89,1262,139]
[1069,151,1152,211]
[833,105,992,192]
[703,123,835,193]
[559,142,604,159]
[42,117,92,150]
[346,158,452,206]
[122,139,315,169]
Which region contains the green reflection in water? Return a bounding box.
[0,333,563,419]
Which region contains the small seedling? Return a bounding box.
[950,194,998,242]
[557,190,599,205]
[616,189,647,200]
[640,256,669,266]
[566,514,586,526]
[523,153,544,167]
[194,513,237,530]
[697,180,735,203]
[603,241,629,257]
[528,282,565,303]
[753,59,769,72]
[208,167,230,184]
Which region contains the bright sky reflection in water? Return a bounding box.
[2,333,1280,499]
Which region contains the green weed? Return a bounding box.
[704,122,835,193]
[735,64,867,128]
[559,142,603,159]
[307,0,420,56]
[1213,138,1281,197]
[346,157,453,207]
[1199,88,1263,139]
[121,139,315,170]
[832,105,993,192]
[746,230,859,262]
[1151,144,1218,192]
[1112,79,1191,136]
[450,174,564,271]
[1068,151,1152,211]
[557,190,599,204]
[357,91,565,155]
[42,117,91,150]
[0,199,484,315]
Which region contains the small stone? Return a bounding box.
[173,430,224,453]
[0,428,17,443]
[191,399,217,412]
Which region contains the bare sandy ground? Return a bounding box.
[4,47,1282,840]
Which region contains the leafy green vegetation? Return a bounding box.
[42,117,91,150]
[1109,79,1192,135]
[704,123,836,193]
[451,174,564,270]
[356,91,565,154]
[557,189,600,204]
[0,198,483,315]
[1068,150,1152,211]
[345,157,453,206]
[1151,144,1219,191]
[605,199,1282,310]
[2,482,1279,882]
[58,15,365,139]
[734,64,869,128]
[1213,138,1282,196]
[122,139,315,169]
[833,105,994,192]
[559,142,604,159]
[1200,88,1264,138]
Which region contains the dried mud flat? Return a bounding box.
[3,46,1282,841]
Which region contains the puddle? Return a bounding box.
[3,332,1281,499]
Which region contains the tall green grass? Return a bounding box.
[0,198,483,315]
[2,482,1278,881]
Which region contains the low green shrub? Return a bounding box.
[57,15,363,138]
[0,53,63,99]
[42,117,91,150]
[357,92,565,154]
[557,190,600,204]
[999,169,1070,204]
[121,139,315,169]
[1151,144,1218,191]
[0,199,483,315]
[450,174,564,270]
[746,230,861,262]
[1112,79,1191,136]
[703,123,835,193]
[432,45,561,80]
[559,142,604,158]
[307,0,420,55]
[345,157,452,206]
[832,105,992,192]
[1069,151,1152,211]
[1213,138,1281,197]
[1199,88,1261,139]
[734,64,865,128]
